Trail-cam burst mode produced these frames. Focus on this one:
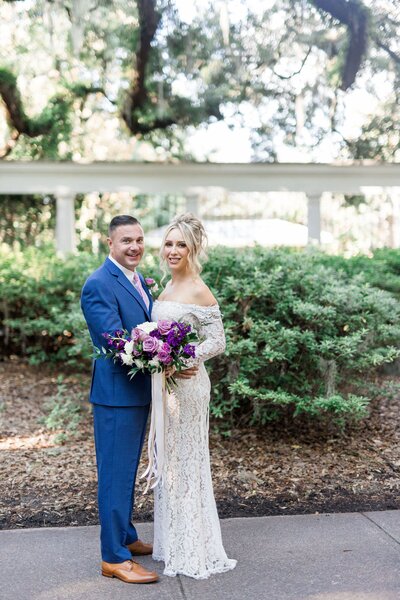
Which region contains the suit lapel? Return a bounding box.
[105,258,151,319]
[138,272,153,315]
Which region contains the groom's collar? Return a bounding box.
[105,256,151,318]
[107,255,136,283]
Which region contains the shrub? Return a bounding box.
[315,248,400,298]
[0,245,160,366]
[1,245,400,427]
[202,247,400,426]
[0,245,98,366]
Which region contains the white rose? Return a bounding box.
[137,321,158,334]
[120,353,134,366]
[134,359,144,369]
[149,357,160,368]
[124,340,134,355]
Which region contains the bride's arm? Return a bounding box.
[188,305,226,366]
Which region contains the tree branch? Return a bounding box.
[66,82,117,105]
[373,37,400,67]
[273,47,312,80]
[0,66,119,152]
[121,0,162,133]
[312,0,370,90]
[0,68,54,136]
[120,0,225,135]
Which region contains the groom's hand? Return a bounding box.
[175,366,199,379]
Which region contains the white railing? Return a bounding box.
[0,161,399,253]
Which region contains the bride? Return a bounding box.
[151,213,237,579]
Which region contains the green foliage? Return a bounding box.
[0,192,184,251]
[344,111,400,161]
[0,194,55,247]
[201,246,400,426]
[1,1,399,160]
[10,92,73,160]
[0,245,159,365]
[315,248,400,297]
[0,67,17,87]
[0,62,73,159]
[2,245,400,428]
[0,245,100,365]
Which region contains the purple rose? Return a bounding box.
[158,350,173,365]
[131,328,141,342]
[137,329,148,342]
[145,277,155,285]
[157,319,173,335]
[161,342,171,353]
[142,336,159,354]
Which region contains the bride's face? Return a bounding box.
[163,228,190,273]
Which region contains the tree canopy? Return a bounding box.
[0,0,399,161]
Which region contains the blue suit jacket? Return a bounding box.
[81,257,153,407]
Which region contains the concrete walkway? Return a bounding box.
[1,511,400,600]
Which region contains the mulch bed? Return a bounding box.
[1,360,400,530]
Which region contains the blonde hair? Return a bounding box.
[160,213,208,280]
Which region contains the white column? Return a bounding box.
[55,192,76,255]
[388,190,400,248]
[307,194,321,245]
[186,192,199,215]
[185,186,204,217]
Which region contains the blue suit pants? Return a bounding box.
[93,403,149,563]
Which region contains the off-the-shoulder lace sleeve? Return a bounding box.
[188,304,226,366]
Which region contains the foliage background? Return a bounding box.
[0,0,399,163]
[1,1,400,428]
[2,245,400,428]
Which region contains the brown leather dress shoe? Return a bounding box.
[127,539,153,556]
[101,559,158,583]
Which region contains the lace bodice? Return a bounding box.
[150,299,237,579]
[152,300,226,366]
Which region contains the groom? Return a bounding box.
[81,215,158,584]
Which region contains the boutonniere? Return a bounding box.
[144,277,159,296]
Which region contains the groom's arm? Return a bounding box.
[81,278,123,348]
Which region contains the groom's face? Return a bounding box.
[107,223,145,271]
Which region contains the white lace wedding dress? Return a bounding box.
[151,300,237,579]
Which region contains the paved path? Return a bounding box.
[1,511,400,600]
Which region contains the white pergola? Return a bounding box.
[1,161,399,253]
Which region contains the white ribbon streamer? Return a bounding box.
[141,371,166,493]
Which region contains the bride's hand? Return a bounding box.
[175,366,199,379]
[165,365,176,378]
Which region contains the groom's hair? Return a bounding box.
[108,215,141,236]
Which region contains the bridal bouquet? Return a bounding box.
[97,320,198,386]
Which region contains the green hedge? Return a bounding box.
[1,245,400,426]
[0,246,162,365]
[315,248,400,298]
[202,247,400,426]
[0,246,98,366]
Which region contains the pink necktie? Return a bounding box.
[133,272,150,310]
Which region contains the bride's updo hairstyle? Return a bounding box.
[160,213,208,278]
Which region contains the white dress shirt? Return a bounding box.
[108,254,136,284]
[108,254,150,310]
